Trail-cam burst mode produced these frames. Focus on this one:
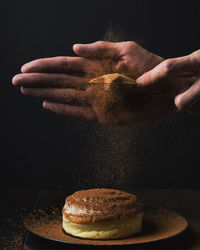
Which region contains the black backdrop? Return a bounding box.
[2,0,200,189]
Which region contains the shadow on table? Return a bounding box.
[24,226,199,250]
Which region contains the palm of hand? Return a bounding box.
[75,41,175,125]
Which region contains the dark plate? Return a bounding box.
[24,205,187,246]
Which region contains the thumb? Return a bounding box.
[73,41,118,59]
[136,59,181,91]
[136,64,194,96]
[136,66,162,91]
[136,60,178,92]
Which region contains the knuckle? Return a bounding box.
[64,90,74,103]
[31,73,42,82]
[33,73,40,80]
[161,59,175,74]
[196,49,200,57]
[126,41,136,47]
[58,75,67,86]
[56,56,69,70]
[191,49,200,60]
[35,58,46,65]
[194,49,200,55]
[63,89,71,98]
[115,62,128,72]
[122,41,137,50]
[95,40,104,45]
[95,41,108,47]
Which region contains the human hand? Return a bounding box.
[12,41,172,125]
[136,50,200,114]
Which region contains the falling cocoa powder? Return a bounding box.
[73,124,144,190]
[68,29,146,190]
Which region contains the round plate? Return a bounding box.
[24,205,187,246]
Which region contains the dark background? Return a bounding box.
[1,0,200,190]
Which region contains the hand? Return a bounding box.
[12,41,172,125]
[136,50,200,114]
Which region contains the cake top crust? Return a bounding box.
[63,188,143,223]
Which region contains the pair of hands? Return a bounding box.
[12,41,199,125]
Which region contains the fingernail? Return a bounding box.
[42,101,48,109]
[20,86,24,93]
[12,74,20,85]
[20,86,28,95]
[21,63,29,73]
[12,76,17,85]
[73,44,81,49]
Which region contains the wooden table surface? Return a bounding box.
[1,188,200,250]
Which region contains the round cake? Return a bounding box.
[62,188,144,239]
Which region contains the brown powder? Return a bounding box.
[63,188,143,223]
[0,206,27,250]
[73,124,144,190]
[88,73,145,126]
[24,205,187,246]
[68,28,147,190]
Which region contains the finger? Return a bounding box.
[167,50,200,75]
[137,51,200,86]
[42,101,96,121]
[136,59,179,85]
[136,60,176,92]
[136,53,199,83]
[21,87,90,104]
[136,70,194,96]
[73,41,119,59]
[175,78,200,111]
[12,73,88,89]
[21,56,89,73]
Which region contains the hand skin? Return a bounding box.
[12,41,178,125]
[136,49,200,115]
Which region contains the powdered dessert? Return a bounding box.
[62,188,144,239]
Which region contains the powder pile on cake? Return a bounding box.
[62,188,144,239]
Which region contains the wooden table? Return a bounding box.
[1,189,200,250]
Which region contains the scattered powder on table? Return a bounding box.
[23,205,187,246]
[0,206,27,250]
[24,206,62,239]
